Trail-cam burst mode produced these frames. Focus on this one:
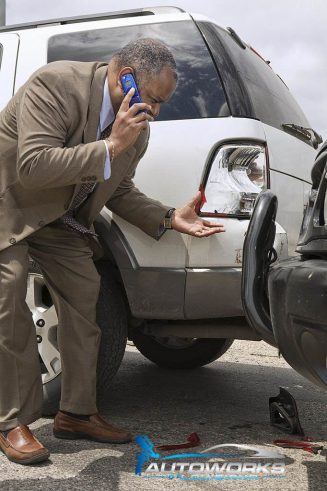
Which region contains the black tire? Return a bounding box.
[131,329,233,369]
[95,260,128,399]
[28,259,128,414]
[42,376,62,416]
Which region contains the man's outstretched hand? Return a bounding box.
[171,192,225,237]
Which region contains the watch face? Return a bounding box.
[164,209,175,229]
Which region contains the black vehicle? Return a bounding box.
[242,141,327,390]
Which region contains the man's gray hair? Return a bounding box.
[112,38,177,86]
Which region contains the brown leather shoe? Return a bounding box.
[0,425,50,465]
[53,411,133,443]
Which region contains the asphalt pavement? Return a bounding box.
[0,339,326,491]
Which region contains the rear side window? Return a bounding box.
[199,22,310,130]
[47,20,229,122]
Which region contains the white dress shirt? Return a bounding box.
[97,78,115,180]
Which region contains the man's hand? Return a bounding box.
[108,88,153,158]
[171,192,225,237]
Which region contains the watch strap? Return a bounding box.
[163,208,175,229]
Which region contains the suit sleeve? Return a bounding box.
[16,69,107,189]
[105,137,172,240]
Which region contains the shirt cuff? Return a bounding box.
[103,140,111,180]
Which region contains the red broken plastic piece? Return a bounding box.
[273,439,323,455]
[156,432,201,451]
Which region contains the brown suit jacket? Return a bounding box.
[0,61,170,252]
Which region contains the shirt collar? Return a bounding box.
[99,78,115,132]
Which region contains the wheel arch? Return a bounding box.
[94,212,187,321]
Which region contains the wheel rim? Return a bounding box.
[26,273,61,384]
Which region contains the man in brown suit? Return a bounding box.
[0,39,225,464]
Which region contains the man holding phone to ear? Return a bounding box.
[0,38,225,465]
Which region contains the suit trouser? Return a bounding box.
[0,223,101,431]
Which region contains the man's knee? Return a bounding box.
[58,266,101,313]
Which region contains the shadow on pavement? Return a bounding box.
[99,350,327,442]
[0,350,326,490]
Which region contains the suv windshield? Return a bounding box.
[48,20,229,122]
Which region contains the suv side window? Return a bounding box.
[47,20,229,122]
[198,22,310,131]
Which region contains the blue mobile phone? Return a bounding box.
[121,73,143,108]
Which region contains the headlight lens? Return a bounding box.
[200,143,267,217]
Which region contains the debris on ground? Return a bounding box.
[269,387,304,435]
[273,439,323,455]
[156,432,201,451]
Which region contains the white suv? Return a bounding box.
[0,6,319,412]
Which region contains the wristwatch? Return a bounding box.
[163,208,176,229]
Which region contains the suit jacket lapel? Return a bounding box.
[67,64,108,208]
[83,64,108,144]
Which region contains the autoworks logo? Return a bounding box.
[135,435,286,482]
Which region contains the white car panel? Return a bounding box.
[114,117,266,268]
[263,123,315,183]
[134,118,266,205]
[0,33,19,110]
[269,171,309,253]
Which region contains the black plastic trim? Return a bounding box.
[296,144,327,254]
[192,16,232,117]
[197,21,255,118]
[226,27,247,49]
[241,191,278,346]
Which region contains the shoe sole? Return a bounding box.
[53,429,132,444]
[4,450,50,465]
